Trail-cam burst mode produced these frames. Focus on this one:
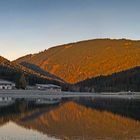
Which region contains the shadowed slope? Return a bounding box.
[20,62,65,82]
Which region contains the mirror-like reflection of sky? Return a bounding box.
[0,122,59,140]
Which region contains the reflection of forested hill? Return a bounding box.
[16,102,140,140]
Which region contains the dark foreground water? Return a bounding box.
[0,97,140,140]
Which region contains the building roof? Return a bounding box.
[0,79,15,85]
[36,84,61,88]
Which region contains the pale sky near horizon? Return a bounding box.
[0,0,140,60]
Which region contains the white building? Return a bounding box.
[36,84,61,92]
[0,79,15,90]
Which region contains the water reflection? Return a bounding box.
[76,97,140,121]
[0,98,140,140]
[0,121,59,140]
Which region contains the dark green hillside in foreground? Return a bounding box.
[75,66,140,92]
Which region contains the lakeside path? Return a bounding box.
[0,90,140,100]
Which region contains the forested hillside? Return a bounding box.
[0,56,63,86]
[74,66,140,92]
[15,39,140,83]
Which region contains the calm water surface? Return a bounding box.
[0,122,59,140]
[0,97,140,140]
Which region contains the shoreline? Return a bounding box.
[0,90,139,100]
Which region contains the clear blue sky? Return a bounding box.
[0,0,140,60]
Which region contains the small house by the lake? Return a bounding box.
[0,79,15,90]
[36,84,61,92]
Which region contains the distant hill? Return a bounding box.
[0,56,64,86]
[74,66,140,92]
[14,39,140,83]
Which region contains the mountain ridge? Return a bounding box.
[14,38,140,83]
